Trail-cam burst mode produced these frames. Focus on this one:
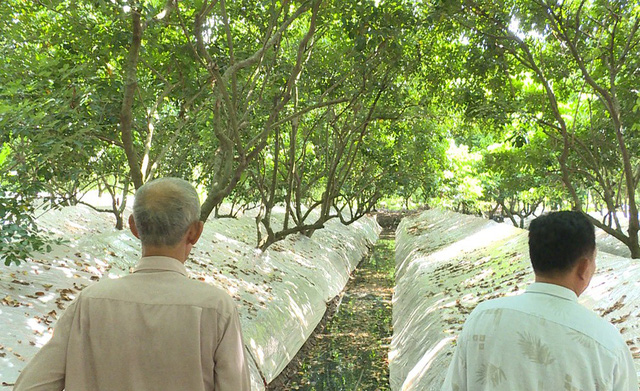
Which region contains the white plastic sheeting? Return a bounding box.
[390,209,640,390]
[0,205,380,388]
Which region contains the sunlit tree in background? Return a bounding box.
[1,0,638,262]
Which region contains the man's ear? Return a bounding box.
[186,221,204,245]
[575,257,591,281]
[129,215,140,239]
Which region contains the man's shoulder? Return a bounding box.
[178,276,238,306]
[463,294,522,327]
[469,291,626,354]
[472,293,521,312]
[79,273,237,311]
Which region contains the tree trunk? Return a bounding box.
[120,10,144,190]
[629,231,640,259]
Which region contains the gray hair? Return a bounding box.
[132,177,201,247]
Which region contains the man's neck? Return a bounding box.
[141,246,187,263]
[534,275,580,297]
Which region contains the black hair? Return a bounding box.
[528,211,596,275]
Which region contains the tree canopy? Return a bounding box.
[1,0,639,263]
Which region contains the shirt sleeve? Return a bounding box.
[13,299,79,391]
[441,333,468,391]
[213,303,251,391]
[613,344,639,391]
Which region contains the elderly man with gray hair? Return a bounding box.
[15,177,251,391]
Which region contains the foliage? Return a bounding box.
[0,187,49,266]
[482,131,568,227]
[428,0,640,256]
[0,145,63,266]
[1,0,638,260]
[435,139,486,215]
[0,0,443,256]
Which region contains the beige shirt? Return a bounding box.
[14,256,251,391]
[441,282,637,391]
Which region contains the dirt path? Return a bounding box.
[281,233,395,390]
[284,235,395,391]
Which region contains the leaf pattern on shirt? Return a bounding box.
[517,332,555,365]
[476,363,506,387]
[536,380,547,391]
[594,378,609,391]
[545,297,570,319]
[567,329,595,349]
[483,308,503,324]
[564,374,584,391]
[460,353,467,372]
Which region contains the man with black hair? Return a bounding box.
[441,211,637,391]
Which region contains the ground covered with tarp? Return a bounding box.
[389,209,640,390]
[0,204,380,389]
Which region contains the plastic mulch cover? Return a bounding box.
[0,204,380,389]
[390,208,640,390]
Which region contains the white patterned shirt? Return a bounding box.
[441,282,637,391]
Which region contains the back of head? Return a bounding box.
[528,211,595,276]
[133,177,201,247]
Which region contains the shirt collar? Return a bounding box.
[133,256,188,277]
[526,282,578,302]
